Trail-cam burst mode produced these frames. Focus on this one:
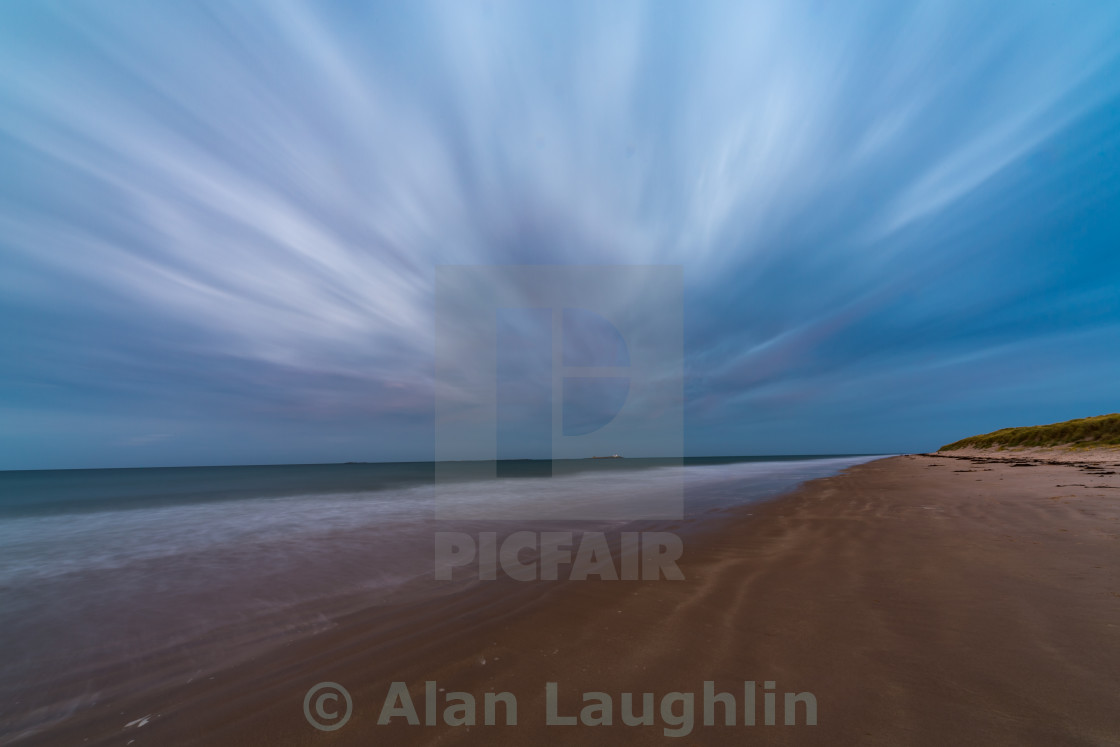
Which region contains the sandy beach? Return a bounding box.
[23,454,1120,746]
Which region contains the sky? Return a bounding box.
[2,0,1120,470]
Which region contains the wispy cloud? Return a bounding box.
[1,0,1119,467]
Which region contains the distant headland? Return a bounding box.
[937,413,1120,466]
[940,413,1120,451]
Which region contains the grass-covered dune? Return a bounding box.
[940,413,1120,451]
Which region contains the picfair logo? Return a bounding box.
[434,265,683,521]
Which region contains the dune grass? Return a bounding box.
[940,413,1120,451]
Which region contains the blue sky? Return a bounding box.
[2,0,1120,469]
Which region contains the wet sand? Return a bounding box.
[21,455,1120,745]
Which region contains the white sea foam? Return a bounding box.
[0,456,881,584]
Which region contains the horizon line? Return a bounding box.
[0,453,899,474]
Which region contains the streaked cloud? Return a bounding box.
[1,0,1119,467]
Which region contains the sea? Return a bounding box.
[0,454,883,738]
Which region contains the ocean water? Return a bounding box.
[0,455,883,738]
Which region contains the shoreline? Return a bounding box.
[16,455,1120,745]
